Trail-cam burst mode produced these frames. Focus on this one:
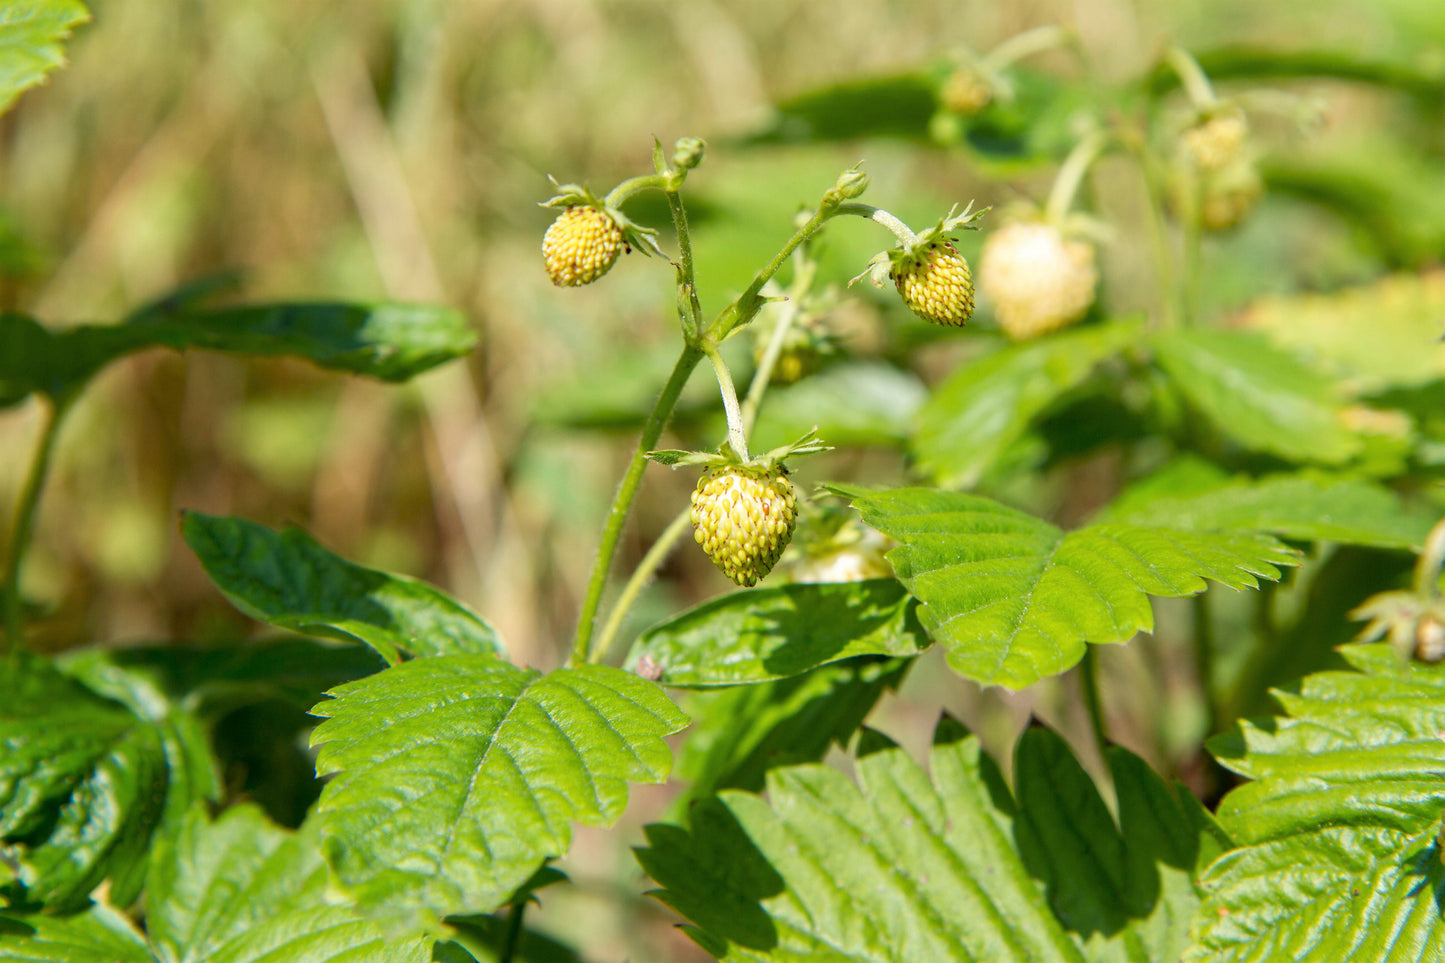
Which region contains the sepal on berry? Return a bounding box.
[540,177,666,261]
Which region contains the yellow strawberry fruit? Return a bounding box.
[542,206,625,286]
[690,465,797,587]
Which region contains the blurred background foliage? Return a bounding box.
[2,1,1444,959]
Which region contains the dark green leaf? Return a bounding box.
[1149,328,1364,465]
[831,485,1298,688]
[1189,645,1445,961]
[0,653,218,911]
[182,512,503,664]
[749,73,938,143]
[627,580,926,686]
[1101,462,1434,550]
[912,319,1142,488]
[310,657,688,932]
[0,0,89,116]
[639,718,1217,961]
[675,657,909,803]
[1149,45,1445,101]
[0,301,474,405]
[441,915,580,963]
[0,904,151,963]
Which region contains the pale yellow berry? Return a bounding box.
[978,222,1097,340]
[542,206,624,286]
[941,68,992,115]
[1181,113,1248,173]
[690,466,797,587]
[1198,161,1263,231]
[890,241,975,326]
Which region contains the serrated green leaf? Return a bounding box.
[830,485,1298,689]
[749,73,938,143]
[1,804,438,962]
[0,903,151,963]
[639,719,1217,962]
[0,0,89,116]
[309,657,688,931]
[675,657,909,804]
[1101,463,1434,550]
[1149,328,1364,465]
[1188,644,1445,961]
[182,512,503,664]
[0,653,218,911]
[626,580,926,687]
[0,301,474,406]
[748,362,926,452]
[912,319,1143,488]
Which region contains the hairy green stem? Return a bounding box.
[711,205,836,343]
[569,345,703,665]
[603,173,669,208]
[742,265,812,431]
[1080,646,1109,753]
[706,345,749,461]
[3,396,70,655]
[837,202,919,246]
[667,188,704,339]
[593,508,693,665]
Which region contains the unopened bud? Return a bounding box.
[672,138,706,170]
[823,167,870,208]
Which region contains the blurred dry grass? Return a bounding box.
[2,0,1443,958]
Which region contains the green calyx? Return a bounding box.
[850,201,988,288]
[647,428,831,474]
[540,177,665,259]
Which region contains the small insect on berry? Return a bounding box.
[542,206,625,286]
[690,465,798,587]
[890,240,975,327]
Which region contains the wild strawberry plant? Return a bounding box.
[2,7,1444,963]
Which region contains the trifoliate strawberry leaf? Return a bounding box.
[1149,328,1365,465]
[182,512,503,664]
[626,580,926,686]
[639,718,1224,962]
[309,656,688,933]
[0,652,218,911]
[0,804,438,962]
[829,485,1298,689]
[0,0,89,116]
[912,318,1143,488]
[675,657,909,805]
[1186,644,1445,962]
[1100,462,1435,550]
[0,301,473,406]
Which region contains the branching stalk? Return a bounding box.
[1045,130,1109,226]
[837,203,919,246]
[706,345,749,462]
[3,395,71,655]
[593,507,693,665]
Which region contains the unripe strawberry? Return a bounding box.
[941,68,992,115]
[978,221,1097,340]
[1181,112,1248,173]
[690,465,797,587]
[542,206,625,286]
[1198,160,1263,231]
[890,240,975,327]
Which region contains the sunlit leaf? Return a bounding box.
[1101,461,1434,550]
[627,580,926,686]
[183,512,503,664]
[912,319,1143,488]
[640,719,1223,962]
[1187,645,1445,961]
[310,657,688,932]
[831,485,1298,688]
[749,362,927,452]
[0,0,89,115]
[1149,328,1365,465]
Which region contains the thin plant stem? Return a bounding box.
[603,173,668,208]
[3,395,71,655]
[666,188,704,339]
[741,274,810,431]
[837,203,918,246]
[569,344,703,665]
[711,205,837,342]
[1165,47,1218,108]
[1133,147,1181,330]
[1045,131,1108,226]
[1080,646,1109,754]
[593,507,693,665]
[1182,196,1203,327]
[706,345,749,462]
[498,901,526,963]
[981,25,1073,72]
[1192,593,1221,738]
